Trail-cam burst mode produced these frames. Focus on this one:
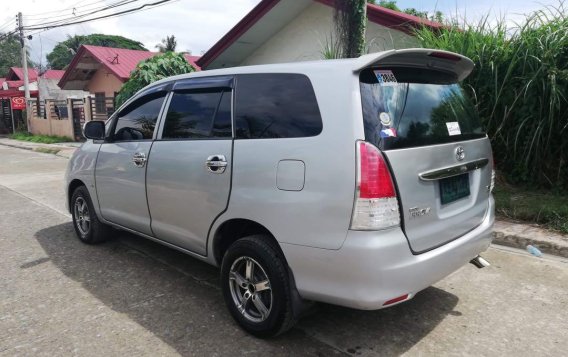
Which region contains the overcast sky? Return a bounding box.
[0,0,562,68]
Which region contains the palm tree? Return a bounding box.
[155,35,177,52]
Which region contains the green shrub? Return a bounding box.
[414,4,568,190]
[115,52,195,108]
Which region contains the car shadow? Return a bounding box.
[35,223,459,356]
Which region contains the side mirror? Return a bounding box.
[83,121,106,140]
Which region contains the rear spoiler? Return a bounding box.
[353,48,475,81]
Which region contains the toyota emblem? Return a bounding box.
[455,146,465,161]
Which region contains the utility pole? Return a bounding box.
[17,12,30,100]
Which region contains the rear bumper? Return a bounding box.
[281,196,495,310]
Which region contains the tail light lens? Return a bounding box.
[350,141,400,230]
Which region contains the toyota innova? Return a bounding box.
[66,49,495,337]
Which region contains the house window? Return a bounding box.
[95,92,106,114]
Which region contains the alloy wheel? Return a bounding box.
[74,197,91,236]
[228,256,273,323]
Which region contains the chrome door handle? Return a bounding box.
[205,155,227,174]
[132,152,147,168]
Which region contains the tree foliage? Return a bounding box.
[47,34,147,70]
[155,35,177,52]
[0,33,35,77]
[115,52,194,107]
[369,0,445,22]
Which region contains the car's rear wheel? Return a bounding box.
[221,235,295,337]
[71,186,111,244]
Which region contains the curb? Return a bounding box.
[492,230,568,258]
[0,141,76,159]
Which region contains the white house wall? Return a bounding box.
[241,2,419,66]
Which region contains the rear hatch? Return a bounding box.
[358,52,493,253]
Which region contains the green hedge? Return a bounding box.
[414,4,568,190]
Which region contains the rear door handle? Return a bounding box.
[205,155,227,174]
[132,152,147,168]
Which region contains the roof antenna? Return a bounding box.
[110,54,119,64]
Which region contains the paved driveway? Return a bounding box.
[0,145,567,356]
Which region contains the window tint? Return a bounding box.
[162,90,232,139]
[235,74,322,139]
[113,93,165,141]
[359,67,484,150]
[212,91,232,138]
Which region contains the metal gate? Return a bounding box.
[90,96,115,121]
[71,99,85,141]
[0,99,12,134]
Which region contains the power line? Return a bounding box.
[24,0,175,31]
[26,0,179,39]
[0,30,18,42]
[25,0,113,18]
[0,18,17,32]
[25,0,140,28]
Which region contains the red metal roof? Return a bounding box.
[3,80,24,88]
[41,69,66,80]
[7,67,38,81]
[82,45,157,81]
[184,54,202,71]
[196,0,443,69]
[59,45,201,89]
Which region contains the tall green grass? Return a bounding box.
[414,3,568,190]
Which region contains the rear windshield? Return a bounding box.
[359,67,484,150]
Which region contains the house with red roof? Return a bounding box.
[57,45,200,118]
[58,45,200,97]
[196,0,441,70]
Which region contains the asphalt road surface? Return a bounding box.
[1,145,567,356]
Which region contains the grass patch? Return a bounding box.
[34,147,61,155]
[9,132,72,144]
[494,185,568,234]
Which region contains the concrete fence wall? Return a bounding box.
[27,99,76,140]
[27,96,113,141]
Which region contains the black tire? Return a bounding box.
[71,185,112,244]
[221,235,296,337]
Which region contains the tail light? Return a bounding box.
[350,141,400,230]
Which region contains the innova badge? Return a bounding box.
[455,146,465,161]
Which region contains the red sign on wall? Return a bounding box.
[11,97,26,110]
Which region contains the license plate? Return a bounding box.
[440,174,470,204]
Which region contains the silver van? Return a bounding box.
[66,49,495,337]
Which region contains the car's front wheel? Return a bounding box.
[221,235,296,337]
[71,186,111,244]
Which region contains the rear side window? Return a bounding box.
[113,93,166,141]
[235,74,322,139]
[359,67,484,150]
[162,90,232,139]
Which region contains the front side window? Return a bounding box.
[113,93,166,141]
[234,74,323,139]
[162,90,232,139]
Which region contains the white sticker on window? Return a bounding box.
[446,122,461,136]
[379,112,392,126]
[373,70,397,86]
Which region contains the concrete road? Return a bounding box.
[1,145,567,356]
